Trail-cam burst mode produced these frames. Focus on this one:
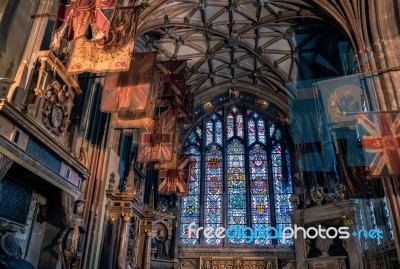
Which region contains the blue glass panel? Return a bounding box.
[249,144,270,246]
[257,119,266,144]
[180,146,201,245]
[196,126,202,138]
[248,118,256,145]
[204,146,223,245]
[206,120,213,146]
[227,112,235,139]
[269,124,275,138]
[272,144,292,246]
[382,198,394,240]
[215,120,223,145]
[227,139,246,244]
[236,113,244,138]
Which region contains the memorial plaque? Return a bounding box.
[0,178,33,225]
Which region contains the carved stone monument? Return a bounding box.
[289,200,364,269]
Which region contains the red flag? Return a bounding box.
[102,52,157,112]
[356,111,400,177]
[67,6,137,74]
[137,109,177,163]
[109,72,161,131]
[91,0,117,40]
[158,155,190,195]
[51,0,117,49]
[155,60,187,106]
[50,1,73,49]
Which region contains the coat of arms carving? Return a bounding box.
[42,81,70,135]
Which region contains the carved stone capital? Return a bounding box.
[122,213,133,222]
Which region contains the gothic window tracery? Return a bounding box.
[180,106,293,246]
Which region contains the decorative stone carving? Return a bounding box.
[315,226,333,257]
[310,185,324,206]
[289,194,301,208]
[254,98,269,109]
[0,233,35,268]
[108,172,116,191]
[282,261,296,269]
[199,257,278,269]
[276,112,290,125]
[203,100,214,110]
[127,219,138,268]
[58,200,87,268]
[334,184,346,201]
[229,87,240,101]
[42,81,70,135]
[154,226,169,259]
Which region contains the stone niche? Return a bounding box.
[289,200,364,269]
[23,50,80,142]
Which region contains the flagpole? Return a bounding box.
[382,176,400,261]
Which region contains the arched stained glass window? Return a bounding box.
[180,106,293,247]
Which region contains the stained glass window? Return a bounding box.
[236,113,244,138]
[272,144,293,246]
[227,112,235,139]
[382,198,394,240]
[227,139,247,244]
[248,118,256,145]
[180,145,201,245]
[204,145,223,245]
[249,144,271,245]
[180,106,293,247]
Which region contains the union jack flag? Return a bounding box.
[356,111,400,177]
[136,108,177,163]
[102,52,157,112]
[158,155,190,195]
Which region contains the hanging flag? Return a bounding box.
[109,72,161,131]
[50,1,74,49]
[101,52,157,112]
[67,6,137,74]
[287,80,336,172]
[356,111,400,177]
[334,127,366,166]
[50,0,117,50]
[158,155,190,195]
[90,0,117,41]
[136,108,177,163]
[316,73,378,128]
[155,60,187,107]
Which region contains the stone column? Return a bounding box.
[142,230,153,269]
[117,213,132,269]
[383,177,400,260]
[293,228,306,269]
[343,216,365,269]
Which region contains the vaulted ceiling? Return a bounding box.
[135,0,352,113]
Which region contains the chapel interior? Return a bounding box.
[0,0,400,269]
